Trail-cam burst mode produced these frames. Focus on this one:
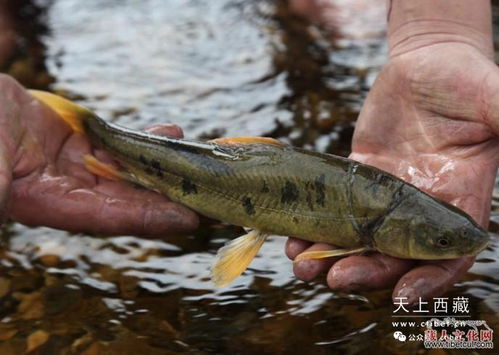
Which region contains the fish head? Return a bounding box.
[372,192,489,260]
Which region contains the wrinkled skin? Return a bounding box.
[0,74,198,236]
[287,42,499,304]
[1,1,497,305]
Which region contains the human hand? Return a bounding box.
[0,74,199,235]
[286,42,499,304]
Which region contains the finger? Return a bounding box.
[145,124,184,138]
[93,178,172,204]
[327,253,414,291]
[393,257,474,305]
[293,243,339,281]
[285,237,312,260]
[10,175,199,236]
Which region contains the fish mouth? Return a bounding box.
[473,236,490,254]
[462,232,490,257]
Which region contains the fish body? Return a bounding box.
[30,91,490,286]
[89,118,393,248]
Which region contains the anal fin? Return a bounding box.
[83,154,127,181]
[211,229,268,287]
[294,247,368,263]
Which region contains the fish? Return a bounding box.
[29,90,490,287]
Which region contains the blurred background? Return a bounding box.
[0,0,498,353]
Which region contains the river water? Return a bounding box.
[0,0,498,353]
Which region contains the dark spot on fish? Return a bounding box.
[151,159,161,170]
[281,181,299,204]
[242,196,255,215]
[366,181,380,194]
[306,190,314,211]
[292,216,299,224]
[164,140,201,155]
[393,187,403,200]
[303,181,314,211]
[139,154,148,165]
[182,179,198,195]
[314,174,326,207]
[376,173,391,186]
[261,181,270,193]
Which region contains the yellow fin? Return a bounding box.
[83,154,127,181]
[211,230,268,287]
[294,247,368,262]
[210,137,283,146]
[29,90,94,134]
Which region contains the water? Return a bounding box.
[0,0,498,353]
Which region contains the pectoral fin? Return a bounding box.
[294,247,368,262]
[83,154,127,181]
[210,137,283,146]
[211,229,268,287]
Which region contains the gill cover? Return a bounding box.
[373,189,489,259]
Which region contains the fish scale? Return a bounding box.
[29,90,491,287]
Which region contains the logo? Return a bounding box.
[391,296,494,349]
[394,331,407,342]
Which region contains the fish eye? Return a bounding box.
[437,237,450,248]
[461,230,469,237]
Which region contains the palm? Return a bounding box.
[288,43,499,302]
[0,75,198,235]
[352,43,499,225]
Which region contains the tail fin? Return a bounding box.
[29,90,95,134]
